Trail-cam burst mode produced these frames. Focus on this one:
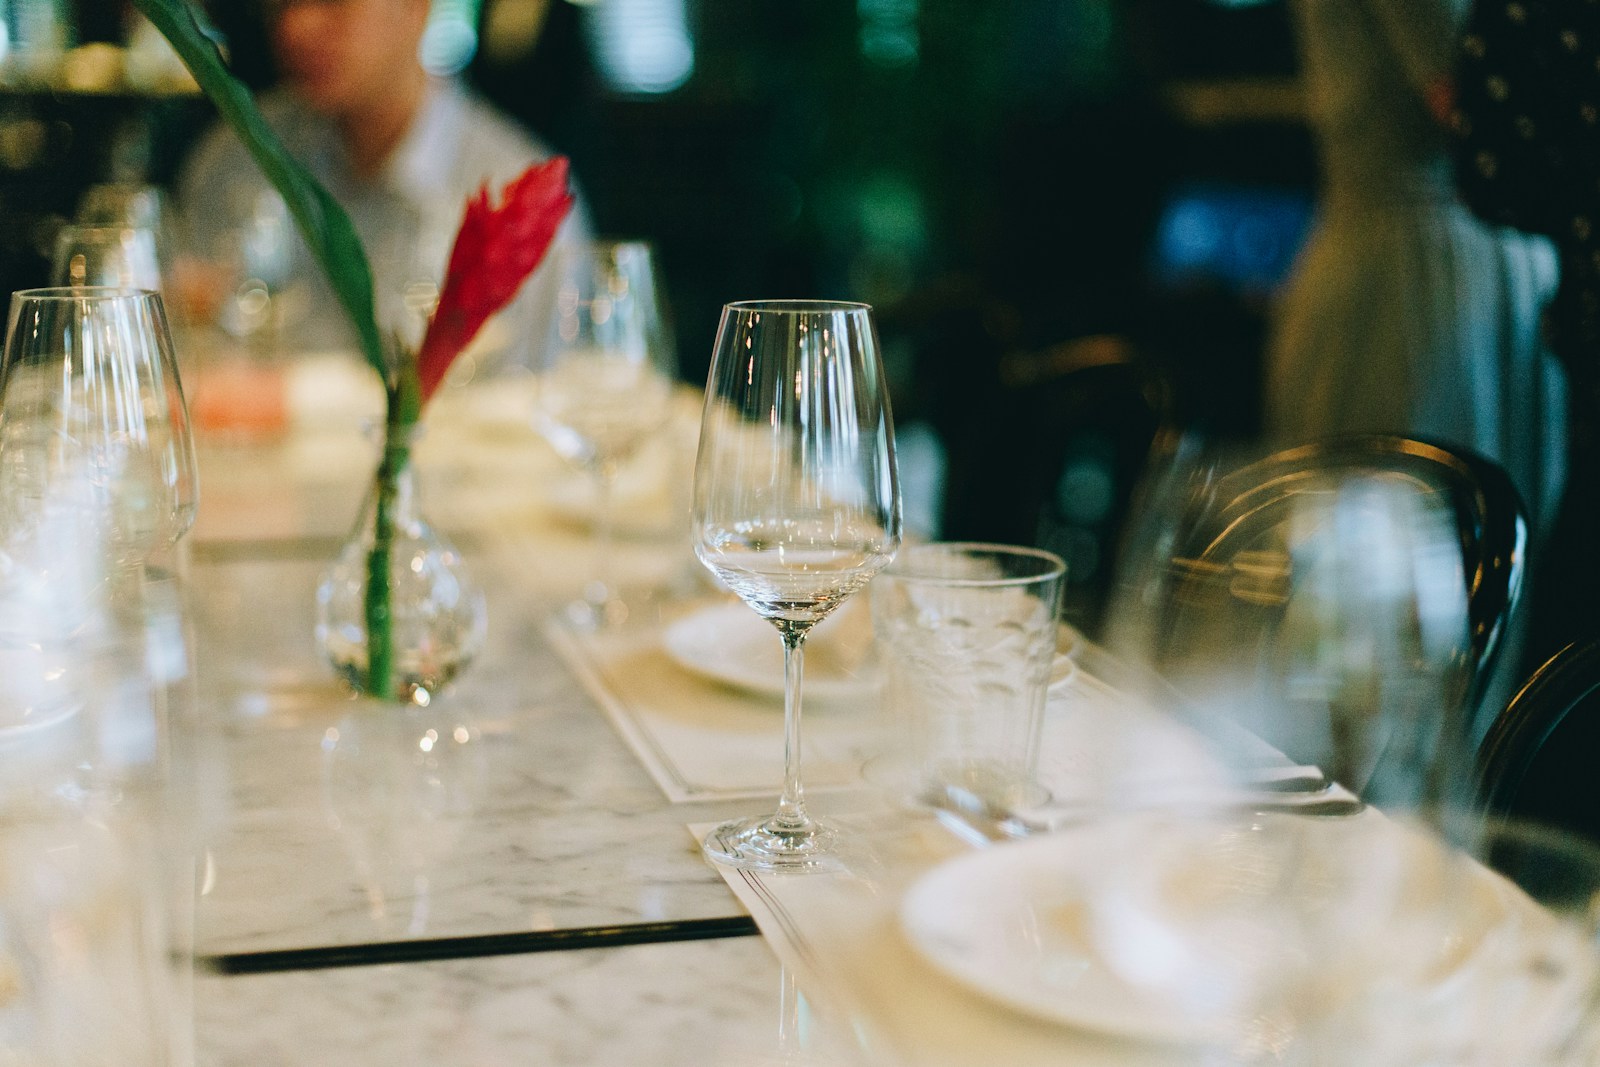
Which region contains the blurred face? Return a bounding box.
[268,0,429,119]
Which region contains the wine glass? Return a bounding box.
[76,182,171,234]
[51,224,164,291]
[533,239,677,627]
[0,288,198,557]
[693,299,901,871]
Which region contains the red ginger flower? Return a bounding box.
[415,156,576,403]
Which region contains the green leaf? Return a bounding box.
[131,0,386,380]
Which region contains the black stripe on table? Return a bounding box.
[203,916,761,975]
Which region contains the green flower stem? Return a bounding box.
[366,399,409,697]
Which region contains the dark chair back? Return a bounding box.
[1479,638,1600,846]
[1206,435,1527,704]
[1110,433,1528,803]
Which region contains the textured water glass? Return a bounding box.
[871,542,1066,809]
[0,288,197,555]
[694,300,901,871]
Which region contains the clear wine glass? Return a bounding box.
[534,239,676,628]
[693,299,902,871]
[0,288,198,556]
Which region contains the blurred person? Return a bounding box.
[1264,0,1565,537]
[174,0,587,359]
[1449,0,1600,670]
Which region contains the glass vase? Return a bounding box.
[315,431,486,705]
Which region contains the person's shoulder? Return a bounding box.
[179,90,312,193]
[446,83,558,171]
[422,81,591,232]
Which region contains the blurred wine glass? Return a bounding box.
[0,289,202,1067]
[71,181,175,286]
[51,224,164,291]
[0,287,198,555]
[533,239,676,628]
[693,299,901,871]
[1100,433,1476,813]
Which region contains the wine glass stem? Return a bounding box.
[774,625,812,831]
[589,459,619,608]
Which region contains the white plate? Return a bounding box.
[900,814,1517,1045]
[662,600,879,704]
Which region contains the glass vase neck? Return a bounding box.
[363,420,425,449]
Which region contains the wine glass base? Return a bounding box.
[702,814,839,873]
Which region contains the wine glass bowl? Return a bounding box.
[693,299,901,871]
[696,515,895,626]
[534,239,676,627]
[0,288,197,556]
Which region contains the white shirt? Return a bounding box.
[178,77,589,364]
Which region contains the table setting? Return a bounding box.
[1,6,1599,1063]
[8,220,1600,1067]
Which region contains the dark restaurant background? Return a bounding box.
[0,0,1316,623]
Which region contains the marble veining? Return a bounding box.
[195,937,870,1066]
[187,546,751,956]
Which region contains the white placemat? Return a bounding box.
[546,610,883,803]
[689,814,1204,1067]
[551,599,1306,808]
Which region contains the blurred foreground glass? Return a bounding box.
[51,224,164,291]
[534,239,676,628]
[1100,434,1475,813]
[870,542,1065,809]
[0,455,199,1067]
[0,800,177,1066]
[0,288,198,554]
[693,300,901,871]
[1054,809,1600,1063]
[1289,815,1600,1064]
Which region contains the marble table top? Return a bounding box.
[179,370,774,960]
[186,546,775,958]
[196,936,870,1067]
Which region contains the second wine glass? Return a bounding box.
[693,300,901,871]
[533,239,676,628]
